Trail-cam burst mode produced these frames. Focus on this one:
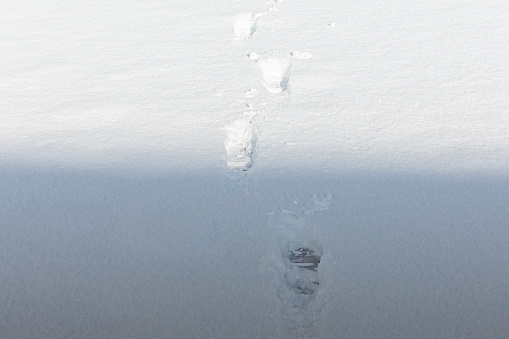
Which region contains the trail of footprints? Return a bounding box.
[226,0,313,176]
[225,1,329,335]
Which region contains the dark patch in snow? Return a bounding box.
[284,247,321,295]
[289,247,321,271]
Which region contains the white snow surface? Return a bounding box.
[1,1,509,338]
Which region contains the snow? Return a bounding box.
[1,0,509,338]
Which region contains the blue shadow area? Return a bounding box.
[1,166,508,338]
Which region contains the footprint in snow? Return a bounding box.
[286,246,321,295]
[233,13,262,39]
[257,57,291,94]
[264,194,332,335]
[224,118,256,171]
[272,209,322,297]
[266,205,327,336]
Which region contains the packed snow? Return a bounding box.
[1,0,509,338]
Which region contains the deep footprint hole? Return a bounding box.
[284,247,321,295]
[289,247,321,271]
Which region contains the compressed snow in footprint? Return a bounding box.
[286,247,321,295]
[233,13,258,39]
[257,57,292,94]
[224,118,255,171]
[267,207,324,336]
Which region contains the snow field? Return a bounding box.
[1,0,509,338]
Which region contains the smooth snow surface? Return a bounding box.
[2,0,509,338]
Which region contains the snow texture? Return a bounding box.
[2,0,509,338]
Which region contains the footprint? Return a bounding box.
[274,210,322,296]
[285,247,321,295]
[267,208,324,335]
[257,57,291,94]
[233,13,260,39]
[224,118,255,171]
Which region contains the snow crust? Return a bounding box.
[1,0,509,338]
